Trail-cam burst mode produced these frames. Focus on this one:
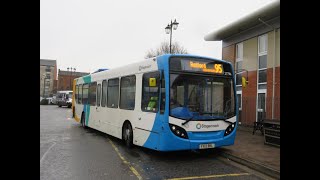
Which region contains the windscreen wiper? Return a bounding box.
[181,115,195,126]
[201,112,234,124]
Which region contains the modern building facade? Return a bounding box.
[204,0,280,126]
[58,69,89,91]
[40,59,57,97]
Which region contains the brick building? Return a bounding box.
[40,59,57,97]
[58,69,89,91]
[204,0,280,126]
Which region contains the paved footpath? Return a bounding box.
[219,126,280,179]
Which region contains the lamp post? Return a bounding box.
[165,19,179,54]
[67,67,76,90]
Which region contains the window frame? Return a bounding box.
[78,84,82,104]
[75,85,79,103]
[89,82,97,106]
[107,78,120,108]
[119,75,136,110]
[82,83,89,104]
[101,80,107,107]
[141,71,160,113]
[258,34,268,89]
[235,42,243,88]
[256,34,268,122]
[97,83,101,107]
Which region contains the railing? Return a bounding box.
[238,97,280,126]
[263,119,280,147]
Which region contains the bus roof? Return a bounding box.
[74,54,231,81]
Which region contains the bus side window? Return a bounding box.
[107,78,119,108]
[101,80,107,107]
[89,82,97,106]
[78,84,82,104]
[141,71,160,112]
[82,84,89,104]
[160,71,165,114]
[75,85,78,102]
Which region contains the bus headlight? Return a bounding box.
[224,122,236,136]
[169,124,188,139]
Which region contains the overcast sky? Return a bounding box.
[40,0,277,73]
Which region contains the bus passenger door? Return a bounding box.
[94,83,102,129]
[136,71,161,148]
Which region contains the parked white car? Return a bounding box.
[51,95,57,105]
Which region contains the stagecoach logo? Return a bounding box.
[196,123,202,129]
[139,65,151,71]
[196,123,219,129]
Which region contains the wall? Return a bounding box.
[222,29,280,126]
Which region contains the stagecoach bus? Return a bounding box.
[72,54,238,151]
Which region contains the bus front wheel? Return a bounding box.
[123,122,133,148]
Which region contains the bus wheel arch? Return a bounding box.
[122,120,133,148]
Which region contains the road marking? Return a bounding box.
[108,139,142,180]
[167,173,250,180]
[40,142,56,164]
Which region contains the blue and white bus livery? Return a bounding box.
[72,54,237,151]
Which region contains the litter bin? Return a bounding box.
[263,119,280,147]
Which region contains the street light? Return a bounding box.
[165,19,179,54]
[67,67,76,90]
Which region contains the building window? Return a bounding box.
[120,75,136,110]
[257,34,268,122]
[258,34,268,54]
[237,93,242,110]
[235,42,243,87]
[107,78,119,108]
[258,34,268,89]
[82,84,89,104]
[141,71,160,112]
[235,42,243,106]
[101,80,107,107]
[89,82,97,106]
[45,66,51,72]
[97,84,101,107]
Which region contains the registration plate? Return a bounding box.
[199,143,215,149]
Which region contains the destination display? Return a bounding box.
[170,57,225,74]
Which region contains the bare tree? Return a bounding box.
[145,41,188,58]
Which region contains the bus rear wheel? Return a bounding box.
[123,122,133,148]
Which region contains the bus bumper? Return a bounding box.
[155,129,237,151]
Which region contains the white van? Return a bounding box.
[56,91,73,108]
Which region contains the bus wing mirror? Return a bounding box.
[242,77,248,88]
